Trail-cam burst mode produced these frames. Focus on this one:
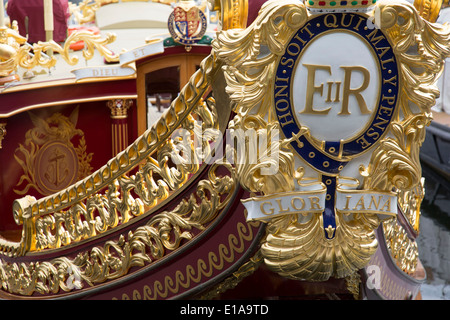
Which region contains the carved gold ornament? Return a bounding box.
[0,123,6,149]
[14,107,94,197]
[0,24,27,77]
[213,0,450,281]
[117,220,261,300]
[0,0,447,299]
[0,162,237,296]
[0,24,120,77]
[16,30,120,70]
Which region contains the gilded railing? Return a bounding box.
[0,162,238,296]
[0,53,221,257]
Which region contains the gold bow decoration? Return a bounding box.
[213,0,450,281]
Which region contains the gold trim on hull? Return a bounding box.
[0,163,237,297]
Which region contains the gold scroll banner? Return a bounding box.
[242,181,397,221]
[335,190,398,220]
[242,181,326,221]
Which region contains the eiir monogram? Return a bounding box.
[301,64,371,116]
[273,12,399,239]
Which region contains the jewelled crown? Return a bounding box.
[305,0,378,13]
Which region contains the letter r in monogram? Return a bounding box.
[300,64,371,115]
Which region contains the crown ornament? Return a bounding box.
[305,0,378,13]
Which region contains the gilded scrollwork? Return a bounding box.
[359,114,428,275]
[17,30,120,70]
[214,0,308,119]
[382,217,419,275]
[213,0,376,281]
[0,53,219,257]
[118,220,260,300]
[0,24,119,77]
[214,0,308,196]
[360,115,429,194]
[0,0,447,298]
[359,2,450,275]
[397,178,424,234]
[0,163,237,296]
[0,23,27,77]
[375,2,450,117]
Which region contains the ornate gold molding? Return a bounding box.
[0,163,237,296]
[0,0,445,298]
[360,1,450,275]
[345,272,362,300]
[0,54,220,257]
[382,218,419,275]
[361,115,427,275]
[115,220,260,300]
[0,25,120,78]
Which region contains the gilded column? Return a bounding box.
[108,99,132,156]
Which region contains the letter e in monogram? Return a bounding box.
[300,64,371,116]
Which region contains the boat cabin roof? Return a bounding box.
[1,1,216,95]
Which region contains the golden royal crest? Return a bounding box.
[271,12,399,239]
[213,0,450,281]
[168,0,208,47]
